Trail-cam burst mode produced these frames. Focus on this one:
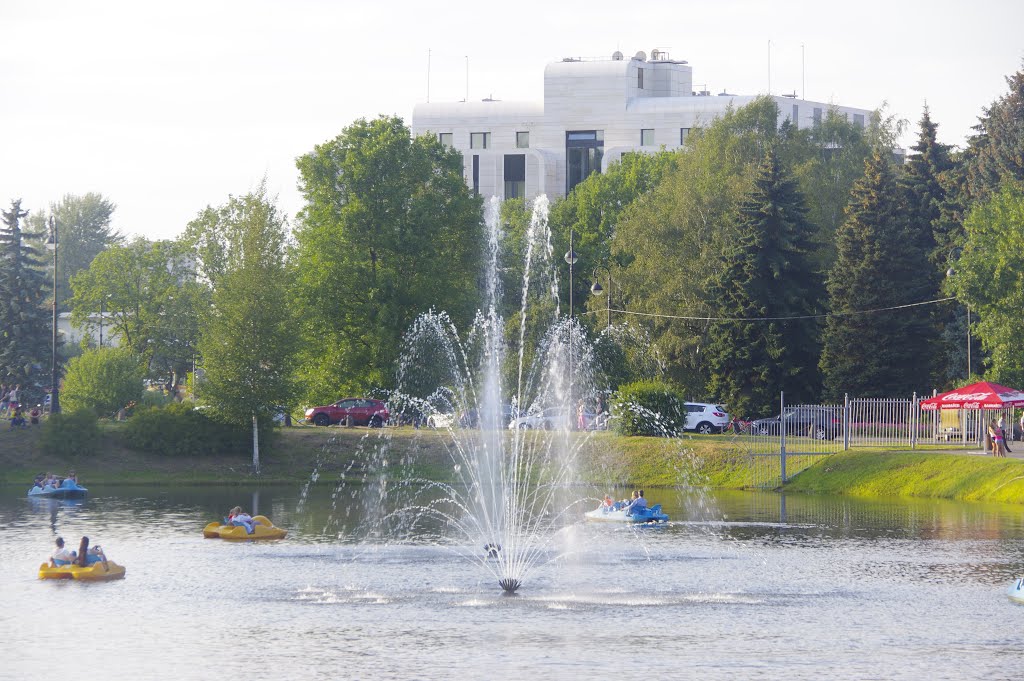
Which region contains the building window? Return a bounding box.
[504,154,526,199]
[516,131,530,149]
[638,67,644,89]
[472,155,480,195]
[680,128,690,144]
[641,129,655,146]
[853,113,865,128]
[813,107,823,125]
[565,130,604,194]
[438,132,453,147]
[470,132,490,149]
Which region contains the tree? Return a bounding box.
[61,346,144,417]
[820,150,936,399]
[294,115,482,402]
[68,237,204,382]
[704,149,823,418]
[963,67,1024,201]
[193,186,297,470]
[25,193,120,309]
[946,182,1024,386]
[0,199,52,396]
[900,107,958,385]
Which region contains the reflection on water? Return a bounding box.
[3,485,1024,680]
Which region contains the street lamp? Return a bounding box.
[946,248,971,379]
[590,266,613,328]
[564,232,578,426]
[45,216,60,414]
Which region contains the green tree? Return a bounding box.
[946,182,1024,386]
[68,238,204,382]
[705,149,823,418]
[963,67,1024,201]
[900,107,958,385]
[0,199,52,395]
[25,193,120,309]
[611,98,783,389]
[294,115,482,402]
[61,346,144,416]
[193,186,297,469]
[820,150,936,399]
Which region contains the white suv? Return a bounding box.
[684,403,730,434]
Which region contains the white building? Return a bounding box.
[58,312,120,349]
[412,49,873,201]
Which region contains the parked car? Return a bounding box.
[750,406,842,440]
[683,403,731,434]
[460,403,520,429]
[305,398,390,427]
[509,407,570,431]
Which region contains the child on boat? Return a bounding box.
[227,506,259,534]
[50,537,77,566]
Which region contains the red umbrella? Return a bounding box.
[920,381,1024,410]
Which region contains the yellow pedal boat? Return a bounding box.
[203,515,287,540]
[39,561,126,581]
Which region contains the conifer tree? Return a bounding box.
[900,108,955,385]
[820,151,936,399]
[0,199,53,392]
[705,150,822,418]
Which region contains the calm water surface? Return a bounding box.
[2,484,1023,680]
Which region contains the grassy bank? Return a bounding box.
[783,450,1024,504]
[4,423,1023,505]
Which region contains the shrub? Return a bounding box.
[61,347,144,417]
[39,409,101,457]
[611,380,685,437]
[121,403,269,457]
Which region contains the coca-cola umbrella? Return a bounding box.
[920,381,1024,411]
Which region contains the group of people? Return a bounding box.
[988,417,1014,458]
[2,384,43,429]
[225,506,261,534]
[601,490,649,514]
[32,471,77,490]
[49,536,107,567]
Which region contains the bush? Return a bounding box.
[121,403,268,457]
[39,409,101,457]
[611,380,686,437]
[61,347,144,417]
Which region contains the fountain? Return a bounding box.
[306,195,690,594]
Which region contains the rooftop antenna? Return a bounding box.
[767,39,771,95]
[801,43,805,100]
[465,55,469,102]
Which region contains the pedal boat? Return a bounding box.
[1008,577,1024,603]
[28,479,88,499]
[203,515,287,540]
[39,560,125,581]
[585,503,670,523]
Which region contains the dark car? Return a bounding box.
[305,398,389,427]
[750,406,843,440]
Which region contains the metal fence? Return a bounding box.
[742,392,1021,489]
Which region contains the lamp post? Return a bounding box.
[946,248,971,379]
[564,232,578,425]
[590,266,613,328]
[46,216,60,414]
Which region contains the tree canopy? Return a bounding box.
[293,115,483,402]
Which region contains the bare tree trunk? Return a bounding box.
[252,414,260,473]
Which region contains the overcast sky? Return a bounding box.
[2,0,1022,241]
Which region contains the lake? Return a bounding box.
[3,484,1023,680]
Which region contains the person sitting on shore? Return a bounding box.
[50,537,77,566]
[9,407,27,429]
[29,405,41,426]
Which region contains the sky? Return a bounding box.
[2,0,1022,242]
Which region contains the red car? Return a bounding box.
[305,398,390,427]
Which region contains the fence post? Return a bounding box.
[843,393,850,451]
[911,392,918,449]
[780,391,787,484]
